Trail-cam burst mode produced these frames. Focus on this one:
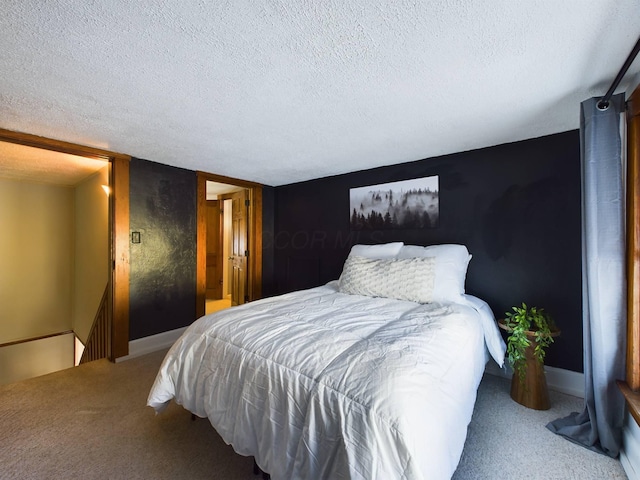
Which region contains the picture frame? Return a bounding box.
[349,175,439,230]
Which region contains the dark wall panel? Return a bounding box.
[272,131,582,372]
[261,185,277,298]
[129,158,197,340]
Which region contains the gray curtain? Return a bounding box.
[546,94,627,457]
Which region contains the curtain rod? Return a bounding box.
[597,36,640,110]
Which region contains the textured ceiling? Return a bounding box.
[206,181,245,199]
[1,1,639,187]
[0,141,107,186]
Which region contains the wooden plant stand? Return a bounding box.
[498,320,560,410]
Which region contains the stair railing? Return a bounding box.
[79,284,111,364]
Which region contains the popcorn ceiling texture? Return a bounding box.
[0,141,107,185]
[1,1,639,186]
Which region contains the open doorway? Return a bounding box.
[204,181,247,315]
[196,172,263,319]
[0,128,131,363]
[0,132,125,383]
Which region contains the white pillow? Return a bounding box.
[347,242,404,259]
[339,255,436,303]
[396,244,471,302]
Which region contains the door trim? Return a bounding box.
[0,128,131,361]
[196,171,263,319]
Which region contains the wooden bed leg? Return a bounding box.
[191,413,196,421]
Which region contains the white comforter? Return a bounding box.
[148,282,503,480]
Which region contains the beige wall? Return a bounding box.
[0,334,74,384]
[73,166,109,343]
[0,178,74,343]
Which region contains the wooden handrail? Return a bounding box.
[0,330,74,349]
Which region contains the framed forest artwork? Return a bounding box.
[349,176,439,230]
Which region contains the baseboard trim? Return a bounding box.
[621,451,636,480]
[115,327,187,363]
[622,412,640,480]
[484,360,584,398]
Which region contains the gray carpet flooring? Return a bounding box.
[452,375,627,480]
[0,349,628,479]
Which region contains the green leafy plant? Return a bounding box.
[504,303,557,383]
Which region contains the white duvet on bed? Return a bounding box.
[148,281,504,480]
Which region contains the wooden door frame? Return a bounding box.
[618,84,640,425]
[196,171,262,319]
[627,84,640,392]
[0,128,131,361]
[218,193,235,299]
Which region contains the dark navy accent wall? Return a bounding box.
[129,158,197,340]
[262,186,277,298]
[272,131,582,373]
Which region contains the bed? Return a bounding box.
[147,243,506,480]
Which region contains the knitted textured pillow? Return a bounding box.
[339,255,436,303]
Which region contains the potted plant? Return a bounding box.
[501,303,560,410]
